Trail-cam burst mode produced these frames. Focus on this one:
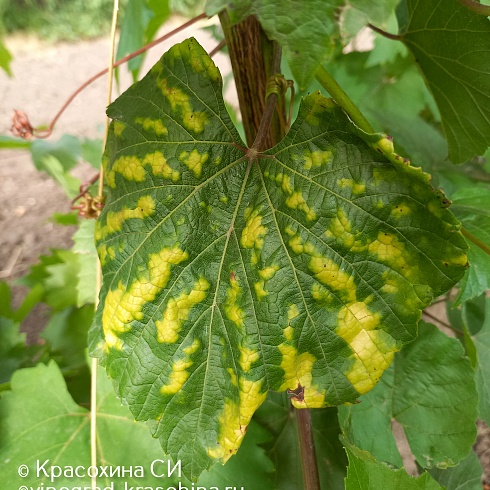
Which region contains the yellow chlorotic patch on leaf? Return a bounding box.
[337,178,366,195]
[208,379,266,462]
[368,232,413,279]
[186,49,220,81]
[224,275,244,328]
[309,256,356,303]
[325,208,366,252]
[160,80,208,133]
[288,304,300,320]
[276,173,294,195]
[179,149,209,178]
[239,347,259,372]
[283,325,294,341]
[98,244,116,266]
[241,208,266,249]
[278,344,325,408]
[106,155,144,188]
[101,246,188,350]
[160,339,200,395]
[143,152,180,182]
[135,117,168,136]
[391,203,412,218]
[155,277,210,343]
[254,281,267,300]
[95,196,155,241]
[113,121,126,137]
[345,330,398,394]
[285,191,316,221]
[303,150,333,170]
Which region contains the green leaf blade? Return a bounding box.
[91,38,469,479]
[397,0,490,163]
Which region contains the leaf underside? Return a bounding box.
[89,38,468,479]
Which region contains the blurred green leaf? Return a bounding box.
[81,138,103,169]
[116,0,170,81]
[344,441,443,489]
[397,0,490,163]
[339,322,478,469]
[451,187,490,304]
[72,221,97,307]
[0,135,31,149]
[31,134,81,172]
[0,39,12,76]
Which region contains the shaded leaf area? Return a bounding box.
[344,441,443,490]
[0,362,275,489]
[90,38,468,479]
[254,392,347,489]
[450,187,490,304]
[73,220,98,307]
[0,282,49,386]
[429,451,483,490]
[339,322,478,470]
[450,295,490,425]
[397,0,490,163]
[206,0,344,89]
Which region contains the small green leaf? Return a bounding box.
[31,134,81,172]
[206,0,344,89]
[397,0,490,163]
[91,38,468,479]
[0,39,13,77]
[340,322,478,469]
[344,441,444,490]
[451,187,490,304]
[73,220,98,307]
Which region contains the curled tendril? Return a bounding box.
[11,110,35,139]
[11,110,52,139]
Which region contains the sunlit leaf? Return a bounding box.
[73,220,98,307]
[339,322,478,469]
[90,38,468,479]
[397,0,490,163]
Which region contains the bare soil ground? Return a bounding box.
[0,19,489,487]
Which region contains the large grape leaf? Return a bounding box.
[397,0,490,163]
[339,322,478,469]
[89,38,468,479]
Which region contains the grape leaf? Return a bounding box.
[205,0,344,89]
[0,362,183,488]
[90,38,468,479]
[397,0,490,163]
[339,322,478,469]
[344,441,444,490]
[0,39,12,77]
[450,186,490,304]
[429,450,483,490]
